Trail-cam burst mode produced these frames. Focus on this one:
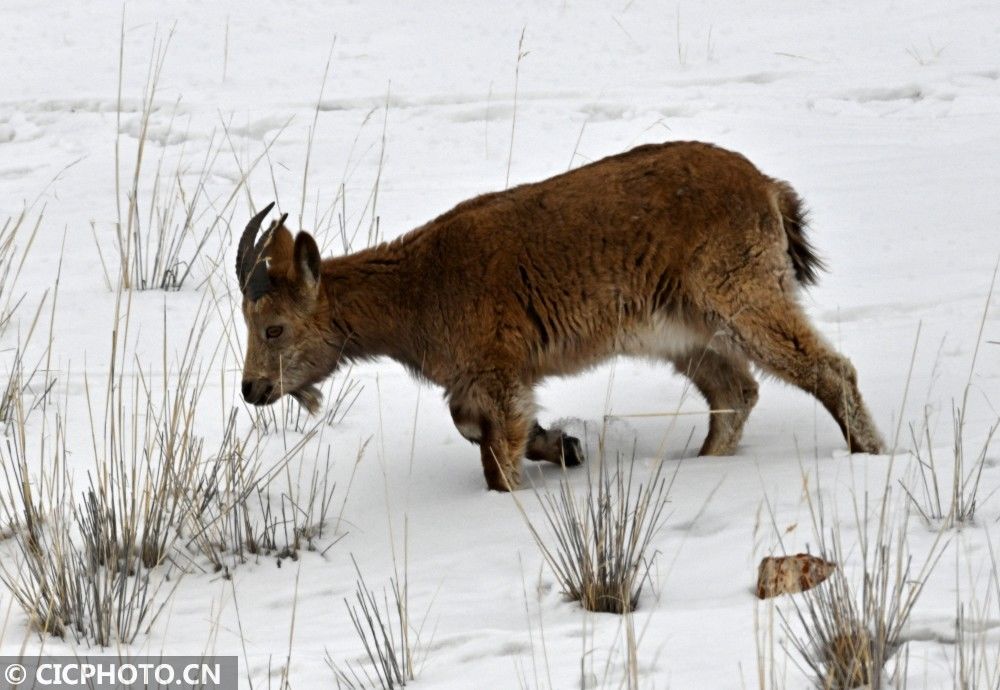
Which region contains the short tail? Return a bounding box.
[775,180,825,287]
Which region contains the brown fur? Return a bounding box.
[238,141,883,491]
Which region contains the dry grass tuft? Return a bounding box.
[328,555,425,690]
[953,536,1000,689]
[0,293,337,645]
[0,209,41,335]
[0,403,176,646]
[518,450,673,615]
[0,295,57,433]
[901,263,999,527]
[901,403,998,527]
[104,22,256,292]
[184,412,341,575]
[954,602,1000,689]
[781,483,946,689]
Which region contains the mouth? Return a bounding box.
[246,384,323,414]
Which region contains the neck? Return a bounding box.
[321,242,424,371]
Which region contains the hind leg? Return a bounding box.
[716,298,883,454]
[672,348,759,455]
[526,422,585,467]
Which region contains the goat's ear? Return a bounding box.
[293,231,322,294]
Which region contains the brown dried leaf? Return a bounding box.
[755,553,836,599]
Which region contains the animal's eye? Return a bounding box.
[265,325,284,339]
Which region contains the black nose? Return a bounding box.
[242,379,275,405]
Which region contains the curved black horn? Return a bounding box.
[236,201,275,292]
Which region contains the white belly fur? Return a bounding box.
[616,314,705,360]
[457,421,482,442]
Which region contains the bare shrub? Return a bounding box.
[901,265,998,527]
[0,405,176,646]
[328,555,428,690]
[0,296,215,644]
[902,404,998,527]
[0,291,337,645]
[781,487,946,689]
[517,451,673,614]
[103,23,267,292]
[183,410,340,575]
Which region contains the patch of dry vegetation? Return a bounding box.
[0,294,342,645]
[517,448,673,615]
[780,479,946,689]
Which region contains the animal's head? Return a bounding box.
[235,203,337,413]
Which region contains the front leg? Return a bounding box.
[449,377,533,492]
[479,415,528,491]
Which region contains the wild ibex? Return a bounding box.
[236,141,883,491]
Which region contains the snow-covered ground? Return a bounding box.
[2,0,999,687]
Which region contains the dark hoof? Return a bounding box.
[561,435,585,467]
